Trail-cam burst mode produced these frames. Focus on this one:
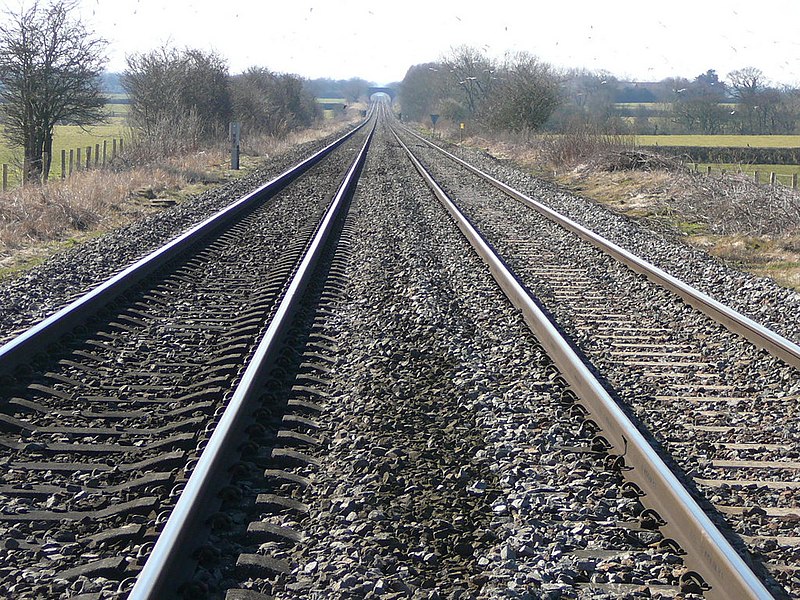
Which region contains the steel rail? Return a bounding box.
[393,128,774,600]
[400,126,800,370]
[0,119,369,378]
[128,119,375,600]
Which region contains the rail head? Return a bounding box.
[0,119,370,379]
[392,127,774,600]
[400,125,800,371]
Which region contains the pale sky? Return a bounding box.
[60,0,800,86]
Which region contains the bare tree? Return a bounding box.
[399,62,448,121]
[123,46,232,153]
[180,49,233,135]
[401,50,560,132]
[123,46,186,139]
[487,52,561,132]
[0,0,107,182]
[727,67,769,133]
[672,94,727,133]
[341,77,370,103]
[671,72,729,134]
[442,45,498,118]
[727,67,766,101]
[231,68,319,138]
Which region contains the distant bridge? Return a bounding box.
[368,86,397,101]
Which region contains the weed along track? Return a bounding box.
[0,106,797,599]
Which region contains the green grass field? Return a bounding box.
[615,102,737,111]
[615,102,671,111]
[1,120,128,185]
[636,134,800,148]
[693,162,800,186]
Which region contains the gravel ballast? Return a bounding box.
[235,125,690,599]
[434,138,800,344]
[0,124,360,344]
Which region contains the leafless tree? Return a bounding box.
[398,62,448,122]
[0,0,107,182]
[123,46,232,151]
[340,77,370,103]
[231,68,319,138]
[671,74,729,134]
[727,67,769,133]
[442,45,498,118]
[727,67,766,101]
[401,49,560,132]
[487,52,561,132]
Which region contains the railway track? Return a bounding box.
[390,120,799,598]
[0,117,374,598]
[0,104,797,599]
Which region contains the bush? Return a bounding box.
[123,46,232,152]
[231,68,320,138]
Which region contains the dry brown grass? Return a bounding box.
[557,167,800,289]
[240,118,353,159]
[445,128,800,290]
[0,115,359,272]
[0,151,224,254]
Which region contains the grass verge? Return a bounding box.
[0,116,358,278]
[438,126,800,291]
[635,134,800,148]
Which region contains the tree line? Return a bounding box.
[558,67,800,135]
[122,47,322,158]
[400,47,800,137]
[5,1,800,186]
[0,0,325,183]
[399,46,560,132]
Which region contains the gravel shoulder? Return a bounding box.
[262,125,689,599]
[433,137,800,344]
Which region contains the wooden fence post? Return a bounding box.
[119,138,123,154]
[103,140,107,166]
[85,146,91,170]
[793,173,798,189]
[42,152,48,183]
[754,171,760,184]
[770,172,776,186]
[69,149,74,176]
[61,150,66,179]
[2,164,7,192]
[76,148,81,171]
[706,165,711,175]
[94,144,100,167]
[112,139,117,159]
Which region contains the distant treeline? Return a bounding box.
[399,52,800,137]
[101,73,379,104]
